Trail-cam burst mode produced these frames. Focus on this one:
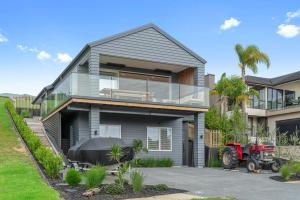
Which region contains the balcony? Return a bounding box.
[41,72,209,117]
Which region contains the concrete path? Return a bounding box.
[139,167,300,200]
[126,193,199,200]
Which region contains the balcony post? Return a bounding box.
[193,65,205,167]
[88,49,100,97]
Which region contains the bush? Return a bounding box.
[280,164,291,180]
[65,168,81,186]
[151,184,168,191]
[105,183,125,195]
[209,158,221,168]
[5,100,63,178]
[85,165,106,189]
[130,158,173,167]
[130,170,144,193]
[20,109,31,118]
[291,162,300,177]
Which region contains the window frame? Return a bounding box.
[146,126,172,152]
[99,124,122,139]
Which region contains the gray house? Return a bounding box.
[33,23,208,167]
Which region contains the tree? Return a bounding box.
[210,73,258,114]
[235,44,270,82]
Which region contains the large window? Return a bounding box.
[249,87,265,109]
[267,88,283,110]
[99,124,121,138]
[147,127,172,151]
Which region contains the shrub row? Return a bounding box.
[5,100,63,178]
[130,158,173,167]
[280,162,300,180]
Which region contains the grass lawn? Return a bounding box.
[0,97,60,200]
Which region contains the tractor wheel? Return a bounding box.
[271,158,282,173]
[222,146,239,169]
[246,158,259,172]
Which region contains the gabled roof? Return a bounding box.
[88,23,207,64]
[33,23,206,104]
[245,71,300,86]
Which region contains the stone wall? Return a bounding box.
[276,146,300,161]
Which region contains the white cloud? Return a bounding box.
[286,9,300,22]
[0,33,8,43]
[17,44,38,52]
[220,17,241,30]
[37,51,51,60]
[56,53,72,63]
[277,24,300,38]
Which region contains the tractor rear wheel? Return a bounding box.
[222,146,239,169]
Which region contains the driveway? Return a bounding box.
[139,167,300,200]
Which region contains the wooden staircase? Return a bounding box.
[24,117,59,155]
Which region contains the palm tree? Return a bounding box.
[210,73,258,114]
[235,44,270,82]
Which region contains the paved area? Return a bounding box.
[139,167,300,200]
[127,193,199,200]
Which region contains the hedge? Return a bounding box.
[130,158,173,167]
[5,100,63,178]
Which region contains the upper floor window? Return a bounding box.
[147,127,172,151]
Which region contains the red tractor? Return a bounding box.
[221,142,282,172]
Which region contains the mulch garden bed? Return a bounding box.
[270,175,300,182]
[51,180,186,200]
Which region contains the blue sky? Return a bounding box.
[0,0,300,95]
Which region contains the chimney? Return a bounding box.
[205,74,215,89]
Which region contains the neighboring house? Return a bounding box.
[245,72,300,142]
[206,71,300,143]
[33,24,209,167]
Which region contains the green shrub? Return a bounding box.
[20,109,31,118]
[291,162,300,177]
[114,178,129,186]
[209,158,221,168]
[65,168,81,186]
[104,183,125,195]
[85,165,106,188]
[130,158,173,167]
[280,164,291,180]
[151,184,168,191]
[130,170,144,193]
[5,100,63,178]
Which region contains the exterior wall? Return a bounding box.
[100,113,183,166]
[275,80,300,99]
[268,112,300,134]
[92,27,202,67]
[43,112,61,148]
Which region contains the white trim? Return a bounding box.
[99,124,122,138]
[146,126,172,152]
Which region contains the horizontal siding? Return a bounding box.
[101,113,183,166]
[93,28,202,67]
[43,112,61,148]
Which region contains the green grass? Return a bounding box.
[0,97,60,200]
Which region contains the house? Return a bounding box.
[33,24,209,167]
[245,71,300,142]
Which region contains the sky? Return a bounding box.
[0,0,300,95]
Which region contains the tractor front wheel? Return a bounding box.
[247,158,259,172]
[271,158,282,173]
[222,146,239,169]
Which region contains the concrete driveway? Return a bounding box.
[139,167,300,200]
